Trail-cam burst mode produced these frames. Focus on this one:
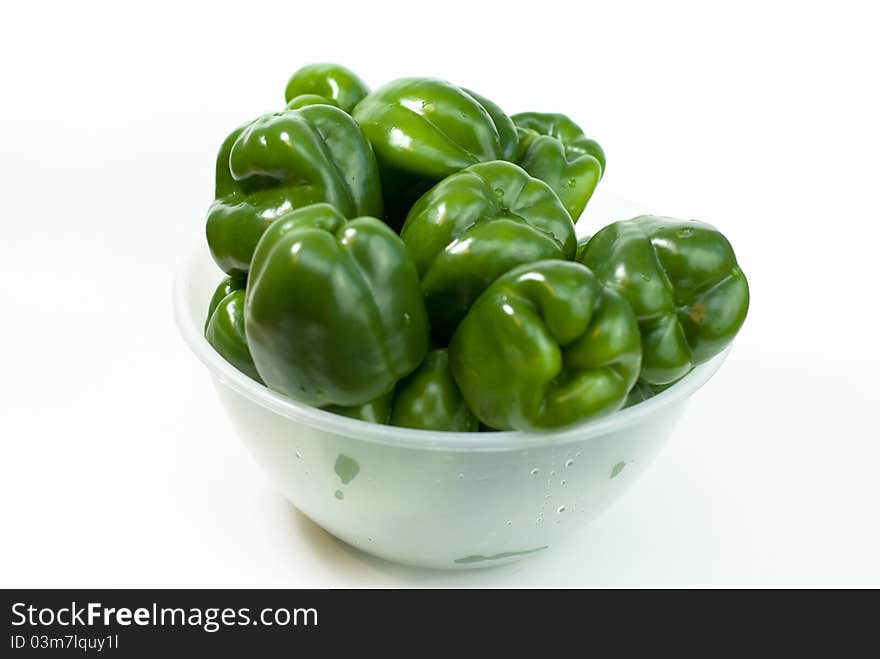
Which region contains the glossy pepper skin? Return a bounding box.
[206,106,382,276]
[205,275,245,332]
[353,79,517,230]
[390,349,478,431]
[579,215,749,386]
[353,78,515,180]
[285,93,335,110]
[328,391,393,424]
[401,160,576,340]
[512,112,605,222]
[245,203,429,407]
[284,63,370,113]
[575,234,592,262]
[204,284,263,384]
[624,380,672,408]
[327,350,477,430]
[461,89,518,161]
[449,260,642,431]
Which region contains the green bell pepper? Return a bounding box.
[575,234,592,262]
[624,380,673,408]
[206,105,382,276]
[205,274,245,332]
[328,349,477,431]
[449,260,642,431]
[389,349,478,431]
[461,89,518,161]
[512,112,605,221]
[625,381,655,407]
[353,78,515,180]
[245,203,429,407]
[401,160,576,340]
[284,63,370,113]
[328,391,394,424]
[353,79,517,230]
[204,281,262,384]
[285,93,336,110]
[579,215,749,386]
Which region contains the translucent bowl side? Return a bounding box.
[174,233,730,568]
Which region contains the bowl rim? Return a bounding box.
[174,237,731,452]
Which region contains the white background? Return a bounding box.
[2,0,878,587]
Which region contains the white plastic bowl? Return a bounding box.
[174,199,730,569]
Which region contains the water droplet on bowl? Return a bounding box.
[530,468,540,476]
[557,505,566,514]
[506,520,513,526]
[565,459,574,467]
[457,473,464,479]
[295,450,302,459]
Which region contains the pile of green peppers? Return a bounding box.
[203,64,750,433]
